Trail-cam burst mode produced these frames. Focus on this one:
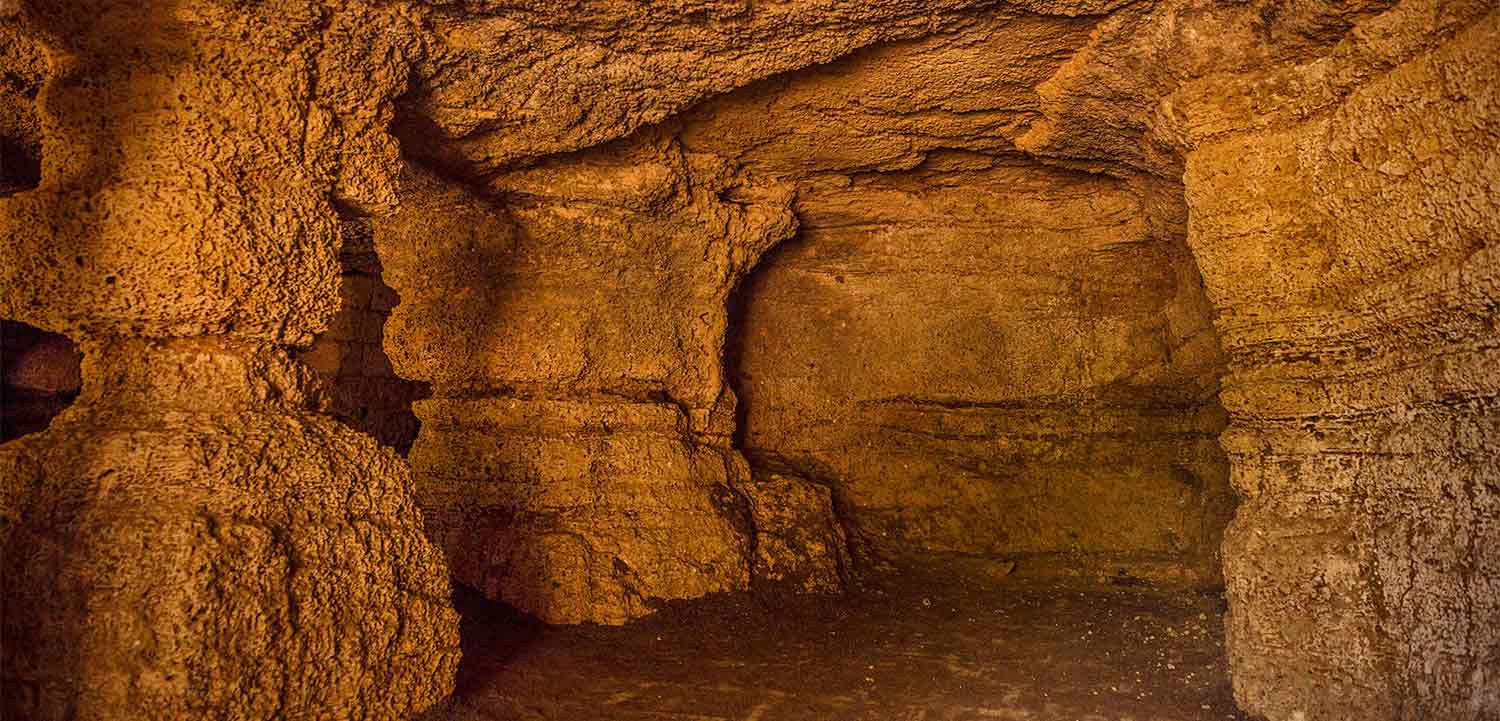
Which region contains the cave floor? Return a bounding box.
[431,572,1253,721]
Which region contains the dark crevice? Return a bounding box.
[724,223,814,455]
[295,218,429,455]
[724,223,885,583]
[0,135,40,195]
[1,320,82,443]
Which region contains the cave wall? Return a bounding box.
[945,0,1498,715]
[731,160,1231,584]
[370,3,1498,717]
[296,221,427,454]
[675,13,1233,584]
[0,4,458,720]
[1166,3,1500,718]
[0,1,1493,720]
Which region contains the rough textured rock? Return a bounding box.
[1,342,458,719]
[1164,3,1500,718]
[297,221,428,454]
[379,4,1239,625]
[740,474,852,594]
[1,0,1493,719]
[397,0,1128,172]
[0,22,42,194]
[0,3,459,719]
[676,10,1096,175]
[724,156,1231,584]
[661,10,1232,586]
[373,136,805,624]
[407,397,755,625]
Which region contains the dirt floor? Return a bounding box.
[428,571,1255,721]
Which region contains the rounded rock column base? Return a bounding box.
[0,340,460,720]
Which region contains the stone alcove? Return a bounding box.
[724,156,1235,592]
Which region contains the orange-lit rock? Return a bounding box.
[0,3,458,719]
[1,1,1493,720]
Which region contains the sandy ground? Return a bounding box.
[425,569,1257,721]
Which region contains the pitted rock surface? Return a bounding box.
[2,2,1494,721]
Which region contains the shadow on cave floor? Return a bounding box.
[428,572,1254,721]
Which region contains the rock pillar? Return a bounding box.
[1176,6,1500,719]
[374,135,802,624]
[0,3,459,719]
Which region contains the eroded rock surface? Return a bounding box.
[374,136,801,624]
[0,23,42,194]
[1,1,1494,720]
[0,3,459,719]
[397,0,1127,172]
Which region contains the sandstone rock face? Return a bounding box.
[0,3,458,719]
[378,2,1237,626]
[1165,4,1500,718]
[2,0,1493,720]
[373,135,803,624]
[384,2,1495,718]
[409,397,756,625]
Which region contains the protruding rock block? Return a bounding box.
[740,474,851,594]
[1,341,459,720]
[412,397,751,625]
[375,135,819,624]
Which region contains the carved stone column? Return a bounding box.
[0,3,458,719]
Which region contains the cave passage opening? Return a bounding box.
[429,160,1250,719]
[350,10,1267,716]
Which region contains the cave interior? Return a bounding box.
[1,2,1496,721]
